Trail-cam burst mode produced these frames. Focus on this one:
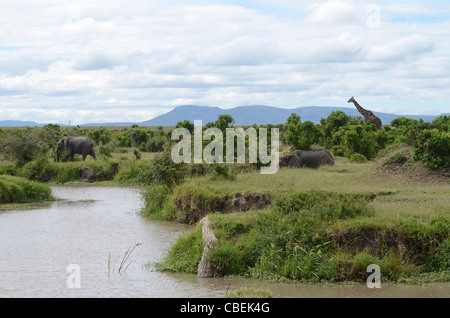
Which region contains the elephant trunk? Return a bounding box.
[55,147,61,162]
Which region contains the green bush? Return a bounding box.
[145,135,167,152]
[0,175,53,203]
[158,189,448,282]
[349,153,368,163]
[383,152,407,166]
[155,224,204,273]
[115,150,186,187]
[21,157,58,182]
[150,150,187,188]
[88,127,112,145]
[97,140,118,158]
[140,184,174,219]
[115,160,152,185]
[20,160,119,183]
[284,114,322,150]
[0,128,46,166]
[211,163,236,181]
[413,129,450,169]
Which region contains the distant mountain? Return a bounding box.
[138,105,441,126]
[0,120,44,127]
[81,122,135,127]
[0,105,444,127]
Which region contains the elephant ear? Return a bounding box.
[64,136,71,148]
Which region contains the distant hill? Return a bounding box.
[138,105,441,126]
[0,105,444,127]
[0,120,44,127]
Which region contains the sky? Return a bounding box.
[0,0,449,124]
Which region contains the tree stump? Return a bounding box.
[197,216,218,278]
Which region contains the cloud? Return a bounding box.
[305,1,361,25]
[0,0,448,124]
[366,34,434,62]
[73,51,120,71]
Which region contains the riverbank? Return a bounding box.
[0,175,53,204]
[1,146,448,285]
[153,157,449,284]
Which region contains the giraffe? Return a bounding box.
[348,96,382,130]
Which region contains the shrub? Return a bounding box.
[349,153,368,163]
[115,160,152,185]
[115,150,186,187]
[146,135,166,152]
[97,140,118,158]
[133,149,141,160]
[150,150,187,188]
[155,224,204,273]
[80,161,119,182]
[0,175,53,203]
[140,184,173,219]
[383,152,407,166]
[88,127,112,145]
[284,114,322,150]
[0,128,46,166]
[211,163,236,181]
[21,157,58,182]
[413,129,450,169]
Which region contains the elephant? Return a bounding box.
[56,136,97,162]
[279,149,334,169]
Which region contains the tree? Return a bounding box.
[215,114,235,132]
[0,128,46,166]
[414,129,450,169]
[320,111,351,139]
[175,120,194,134]
[284,113,322,150]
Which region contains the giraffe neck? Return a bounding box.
[351,99,370,118]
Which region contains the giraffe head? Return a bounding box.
[348,96,355,103]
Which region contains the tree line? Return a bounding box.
[0,112,448,170]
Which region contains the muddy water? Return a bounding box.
[0,186,448,298]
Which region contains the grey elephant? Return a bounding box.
[279,149,334,169]
[56,136,97,162]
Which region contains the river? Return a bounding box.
[0,186,448,298]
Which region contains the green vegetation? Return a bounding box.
[413,128,450,169]
[157,186,449,283]
[149,112,449,283]
[0,175,53,204]
[1,112,449,285]
[225,287,273,298]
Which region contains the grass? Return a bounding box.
[151,156,449,222]
[1,139,448,284]
[0,175,53,204]
[155,154,449,283]
[225,287,273,298]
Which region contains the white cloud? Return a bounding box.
[366,34,434,62]
[305,1,361,25]
[0,0,449,124]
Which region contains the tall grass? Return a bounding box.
[157,190,449,283]
[0,175,53,204]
